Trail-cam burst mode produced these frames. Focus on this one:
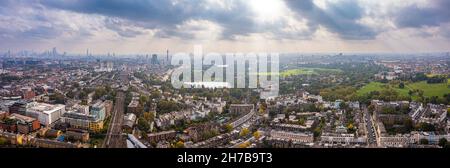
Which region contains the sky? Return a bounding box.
[1,0,450,54]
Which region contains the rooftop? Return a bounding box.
[128,100,139,108]
[10,113,36,123]
[63,112,97,121]
[147,130,176,137]
[92,101,105,108]
[27,102,65,115]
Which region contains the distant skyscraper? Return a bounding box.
[86,49,89,57]
[151,54,158,64]
[107,61,113,72]
[52,47,57,57]
[166,49,169,63]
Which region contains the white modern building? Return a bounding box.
[25,102,65,126]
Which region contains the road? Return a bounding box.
[362,106,377,147]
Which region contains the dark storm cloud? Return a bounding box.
[4,0,377,40]
[41,0,192,25]
[40,0,259,39]
[104,18,145,38]
[394,0,450,28]
[284,0,376,40]
[2,0,450,42]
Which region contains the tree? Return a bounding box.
[403,118,413,132]
[141,131,149,139]
[408,90,413,96]
[381,106,396,114]
[79,90,88,99]
[298,118,306,126]
[225,124,233,133]
[426,76,446,84]
[238,141,250,148]
[93,86,107,100]
[430,96,439,104]
[412,73,427,82]
[259,104,267,114]
[313,127,321,138]
[419,138,429,145]
[175,141,185,148]
[319,86,357,101]
[253,131,261,139]
[347,123,355,133]
[0,137,8,146]
[50,93,65,104]
[444,94,450,105]
[399,82,405,89]
[438,138,448,147]
[143,112,155,122]
[399,105,410,114]
[150,90,161,99]
[139,95,149,105]
[156,100,180,114]
[137,117,150,132]
[416,123,435,132]
[239,128,250,137]
[418,90,424,97]
[66,91,75,99]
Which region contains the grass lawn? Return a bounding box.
[357,82,383,96]
[407,81,450,97]
[357,81,450,100]
[280,68,342,77]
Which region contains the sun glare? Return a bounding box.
[249,0,285,23]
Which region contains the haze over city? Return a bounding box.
[1,0,450,54]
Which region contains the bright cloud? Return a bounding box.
[0,0,449,53]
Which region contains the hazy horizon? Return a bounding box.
[2,48,450,56]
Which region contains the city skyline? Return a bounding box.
[1,0,450,54]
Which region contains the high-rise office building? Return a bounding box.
[106,61,113,72]
[151,54,159,64]
[52,47,57,57]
